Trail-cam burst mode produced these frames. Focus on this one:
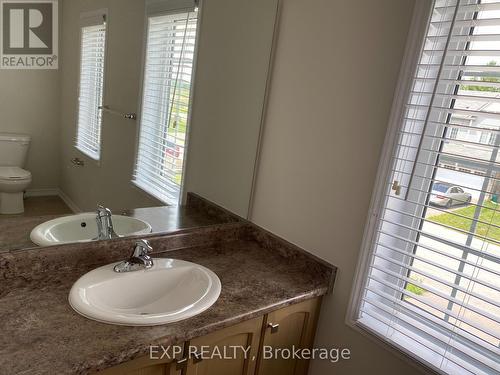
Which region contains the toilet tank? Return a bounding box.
[0,133,31,167]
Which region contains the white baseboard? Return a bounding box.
[25,188,59,197]
[57,189,82,213]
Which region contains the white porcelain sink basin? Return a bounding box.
[30,213,152,246]
[69,258,221,326]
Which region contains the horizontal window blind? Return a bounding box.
[75,19,106,161]
[133,9,198,204]
[354,1,500,374]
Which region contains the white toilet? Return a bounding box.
[0,133,32,214]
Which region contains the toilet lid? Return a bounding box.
[0,167,31,180]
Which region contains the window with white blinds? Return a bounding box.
[351,1,500,374]
[75,16,107,161]
[133,8,198,204]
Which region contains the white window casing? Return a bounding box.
[75,10,107,161]
[133,0,199,204]
[349,1,500,374]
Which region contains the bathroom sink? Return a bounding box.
[69,258,221,325]
[30,213,152,246]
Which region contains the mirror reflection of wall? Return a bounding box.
[0,0,278,251]
[184,0,278,218]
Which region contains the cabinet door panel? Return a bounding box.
[186,316,263,375]
[257,297,321,375]
[96,348,182,375]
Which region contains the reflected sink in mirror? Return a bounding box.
[69,258,221,326]
[30,213,152,246]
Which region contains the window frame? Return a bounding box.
[348,0,500,373]
[131,0,201,205]
[345,0,498,373]
[74,9,109,163]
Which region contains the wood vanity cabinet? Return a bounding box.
[97,297,321,375]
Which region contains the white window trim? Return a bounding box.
[345,0,445,373]
[74,9,109,163]
[131,0,201,205]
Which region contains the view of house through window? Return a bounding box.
[404,3,500,350]
[354,1,500,374]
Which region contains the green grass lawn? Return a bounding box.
[428,200,500,242]
[406,276,425,295]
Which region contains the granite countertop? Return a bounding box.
[0,223,336,375]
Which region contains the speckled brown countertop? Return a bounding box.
[0,222,336,375]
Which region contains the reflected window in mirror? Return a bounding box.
[75,11,107,161]
[133,5,199,205]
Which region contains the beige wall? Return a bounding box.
[250,0,427,374]
[183,0,278,218]
[59,0,160,211]
[0,70,60,192]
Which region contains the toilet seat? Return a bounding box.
[0,166,31,182]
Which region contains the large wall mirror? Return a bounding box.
[0,0,279,251]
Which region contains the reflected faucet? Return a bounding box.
[96,205,118,240]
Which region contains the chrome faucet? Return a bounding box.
[96,205,118,240]
[114,239,154,273]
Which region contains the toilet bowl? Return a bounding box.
[0,133,32,214]
[0,167,32,214]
